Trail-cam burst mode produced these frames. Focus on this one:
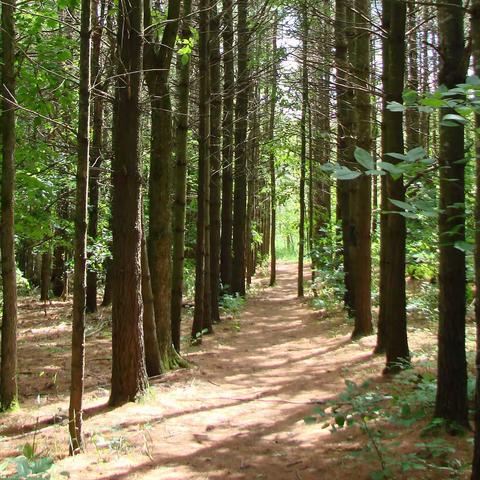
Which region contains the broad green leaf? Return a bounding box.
[467,75,480,86]
[320,163,336,172]
[389,198,416,212]
[387,101,405,112]
[354,146,374,170]
[454,241,474,253]
[378,161,404,175]
[22,443,34,460]
[398,211,419,219]
[333,168,361,180]
[406,147,426,162]
[403,89,418,105]
[440,113,466,126]
[420,97,445,108]
[385,152,408,161]
[31,457,53,474]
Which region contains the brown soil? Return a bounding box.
[0,262,473,479]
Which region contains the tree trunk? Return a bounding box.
[434,0,468,428]
[101,256,113,307]
[471,2,480,475]
[69,0,91,452]
[192,0,211,340]
[349,0,373,338]
[231,0,249,297]
[374,2,390,355]
[220,0,234,290]
[335,0,355,315]
[0,0,18,411]
[269,14,278,287]
[380,0,410,373]
[209,0,221,324]
[86,0,105,314]
[141,216,162,377]
[298,6,308,299]
[109,0,148,406]
[144,0,182,370]
[405,2,420,152]
[171,0,193,352]
[40,251,51,301]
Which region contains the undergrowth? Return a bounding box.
[305,370,474,479]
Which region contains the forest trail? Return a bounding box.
[1,262,384,479]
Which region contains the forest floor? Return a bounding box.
[0,262,475,479]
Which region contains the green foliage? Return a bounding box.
[0,442,54,479]
[304,373,471,478]
[311,222,345,311]
[219,293,245,316]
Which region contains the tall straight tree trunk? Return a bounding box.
[380,0,409,373]
[220,0,234,291]
[192,0,211,339]
[40,251,51,301]
[335,0,355,315]
[109,0,148,406]
[0,0,18,411]
[246,77,258,285]
[69,0,91,452]
[141,215,162,377]
[144,0,182,370]
[472,3,480,476]
[269,14,278,287]
[171,0,193,352]
[406,2,420,151]
[298,6,308,298]
[86,0,105,314]
[374,2,390,354]
[209,0,221,324]
[101,257,112,306]
[349,0,373,338]
[231,0,249,297]
[434,0,468,428]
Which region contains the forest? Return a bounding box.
[0,0,479,478]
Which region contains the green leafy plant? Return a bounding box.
[0,443,53,479]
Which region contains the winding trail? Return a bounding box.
[4,262,382,479]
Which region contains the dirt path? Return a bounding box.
[1,262,385,479]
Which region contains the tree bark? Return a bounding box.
[231,0,249,297]
[335,0,355,315]
[471,2,480,475]
[434,0,468,428]
[144,0,182,370]
[269,14,278,287]
[141,216,162,377]
[40,251,51,301]
[380,0,410,373]
[298,6,308,299]
[349,0,373,338]
[220,0,234,290]
[171,0,193,352]
[86,0,105,314]
[192,0,211,339]
[69,0,91,452]
[0,0,18,411]
[109,0,148,406]
[209,0,222,324]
